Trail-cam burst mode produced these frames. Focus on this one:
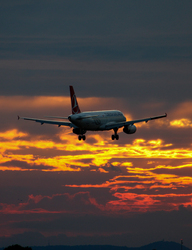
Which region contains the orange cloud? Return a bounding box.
[0,95,125,114]
[0,107,192,214]
[1,128,192,173]
[170,118,192,127]
[0,129,27,140]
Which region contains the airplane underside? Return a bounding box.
[73,127,120,141]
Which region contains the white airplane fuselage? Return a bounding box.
[68,110,126,131]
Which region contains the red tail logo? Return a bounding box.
[69,86,81,114]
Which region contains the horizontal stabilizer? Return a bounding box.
[44,116,69,120]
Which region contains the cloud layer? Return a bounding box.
[0,96,192,248]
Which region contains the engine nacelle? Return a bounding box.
[73,128,86,135]
[123,124,136,134]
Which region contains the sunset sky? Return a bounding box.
[1,1,192,249]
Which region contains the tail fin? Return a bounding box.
[69,86,81,114]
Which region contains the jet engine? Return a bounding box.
[123,124,136,134]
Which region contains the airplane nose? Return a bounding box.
[68,115,72,121]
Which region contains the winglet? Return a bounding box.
[17,115,20,120]
[69,86,81,114]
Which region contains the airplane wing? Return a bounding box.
[103,113,167,130]
[125,113,167,125]
[18,116,76,128]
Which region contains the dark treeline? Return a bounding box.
[4,245,32,250]
[1,242,191,250]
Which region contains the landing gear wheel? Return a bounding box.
[78,135,86,141]
[111,134,119,140]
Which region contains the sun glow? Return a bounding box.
[1,95,192,215]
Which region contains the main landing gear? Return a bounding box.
[78,135,86,141]
[72,128,86,141]
[111,128,119,140]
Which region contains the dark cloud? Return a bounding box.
[0,207,192,248]
[1,1,192,37]
[0,160,54,171]
[0,1,191,104]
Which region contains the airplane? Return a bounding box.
[18,86,167,141]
